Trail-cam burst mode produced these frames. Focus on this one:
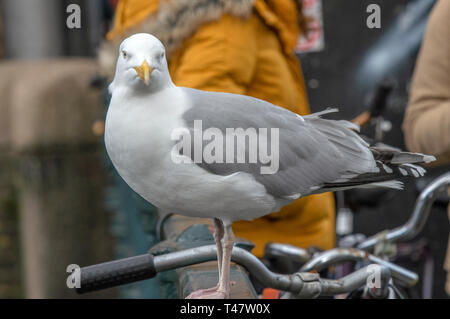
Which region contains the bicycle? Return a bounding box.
[264,171,450,298]
[72,171,449,299]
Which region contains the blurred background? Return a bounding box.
[0,0,448,299]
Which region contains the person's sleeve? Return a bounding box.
[402,0,450,162]
[170,14,257,95]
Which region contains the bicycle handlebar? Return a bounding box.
[264,243,311,264]
[352,78,394,128]
[76,245,391,298]
[76,172,449,295]
[300,248,418,287]
[358,171,450,251]
[76,254,156,294]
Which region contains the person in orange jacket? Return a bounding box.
[99,0,336,258]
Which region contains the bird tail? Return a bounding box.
[317,146,435,192]
[304,109,436,193]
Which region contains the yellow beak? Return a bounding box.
[134,60,152,85]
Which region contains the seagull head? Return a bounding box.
[110,33,172,94]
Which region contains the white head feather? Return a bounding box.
[109,33,173,94]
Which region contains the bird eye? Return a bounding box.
[159,52,164,60]
[122,50,128,59]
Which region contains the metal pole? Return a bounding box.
[300,248,419,287]
[358,172,450,251]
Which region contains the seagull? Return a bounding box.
[105,33,435,299]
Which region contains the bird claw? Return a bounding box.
[185,280,235,299]
[185,286,218,299]
[186,288,228,299]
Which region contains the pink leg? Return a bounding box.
[185,218,225,299]
[186,223,234,299]
[216,223,234,298]
[213,218,224,278]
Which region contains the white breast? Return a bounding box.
[105,87,277,224]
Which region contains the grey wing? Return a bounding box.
[179,87,378,198]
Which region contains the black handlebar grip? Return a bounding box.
[76,254,156,294]
[369,78,395,117]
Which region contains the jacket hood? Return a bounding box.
[99,0,302,78]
